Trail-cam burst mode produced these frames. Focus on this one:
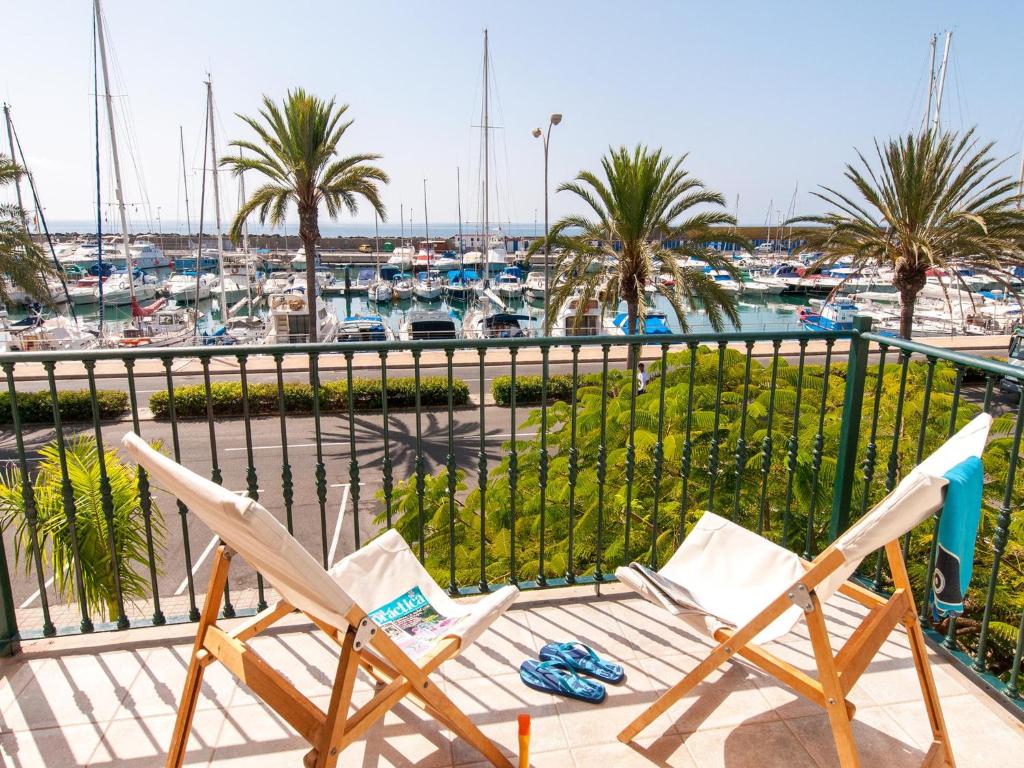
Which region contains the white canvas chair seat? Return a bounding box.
[617,512,807,643]
[330,529,519,657]
[616,413,993,768]
[122,433,519,768]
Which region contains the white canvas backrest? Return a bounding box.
[818,413,992,601]
[122,433,355,629]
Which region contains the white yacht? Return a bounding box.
[492,268,524,299]
[14,316,99,351]
[212,272,262,304]
[67,274,107,305]
[101,271,159,306]
[412,270,444,301]
[164,272,214,303]
[387,246,415,270]
[263,289,339,344]
[127,240,171,270]
[263,271,294,293]
[398,310,458,340]
[523,271,547,301]
[551,294,603,336]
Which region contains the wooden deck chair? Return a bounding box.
[122,433,520,768]
[615,413,992,768]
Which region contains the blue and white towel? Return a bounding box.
[931,455,984,618]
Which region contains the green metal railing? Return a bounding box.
[0,322,1021,711]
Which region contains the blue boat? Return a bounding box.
[609,309,673,336]
[799,298,858,331]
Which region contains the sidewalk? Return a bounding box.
[4,335,1011,383]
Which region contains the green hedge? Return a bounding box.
[491,373,602,406]
[0,389,129,424]
[149,376,468,419]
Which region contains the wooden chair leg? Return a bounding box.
[618,640,727,743]
[885,542,956,768]
[311,628,361,768]
[166,545,232,768]
[807,594,861,768]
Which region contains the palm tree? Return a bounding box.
[790,128,1024,339]
[0,154,58,306]
[531,145,746,352]
[0,436,164,621]
[221,90,388,341]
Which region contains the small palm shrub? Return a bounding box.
[0,436,164,621]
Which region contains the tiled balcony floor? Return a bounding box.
[1,584,1022,767]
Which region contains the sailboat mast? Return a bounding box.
[93,0,135,303]
[3,105,25,222]
[374,211,381,274]
[483,28,490,288]
[179,126,192,243]
[932,31,952,133]
[400,202,405,256]
[457,166,464,271]
[422,178,430,266]
[921,34,937,135]
[206,78,228,316]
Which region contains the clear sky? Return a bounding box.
[3,1,1024,234]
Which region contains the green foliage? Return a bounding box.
[0,389,128,424]
[383,346,1024,684]
[149,376,467,419]
[491,373,601,406]
[0,153,60,307]
[0,436,164,621]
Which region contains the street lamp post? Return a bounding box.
[532,113,561,335]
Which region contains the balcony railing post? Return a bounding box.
[829,315,872,542]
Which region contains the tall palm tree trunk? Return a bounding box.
[894,264,926,340]
[626,300,639,370]
[298,204,319,343]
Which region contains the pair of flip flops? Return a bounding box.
[519,641,625,704]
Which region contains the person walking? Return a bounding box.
[637,362,647,394]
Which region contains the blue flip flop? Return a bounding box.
[539,641,626,684]
[519,659,606,704]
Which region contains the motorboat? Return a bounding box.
[263,271,294,294]
[337,314,393,342]
[164,272,214,303]
[175,248,219,272]
[492,267,524,299]
[126,240,171,270]
[605,309,672,336]
[433,254,462,271]
[523,271,547,301]
[551,294,603,336]
[387,246,415,270]
[445,269,480,302]
[263,288,340,343]
[412,270,444,301]
[212,272,262,304]
[223,315,266,345]
[96,270,159,306]
[461,301,531,339]
[113,303,198,348]
[398,310,458,340]
[798,297,859,331]
[67,274,108,305]
[13,315,99,351]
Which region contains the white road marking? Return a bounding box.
[224,442,346,453]
[328,484,350,567]
[19,575,55,609]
